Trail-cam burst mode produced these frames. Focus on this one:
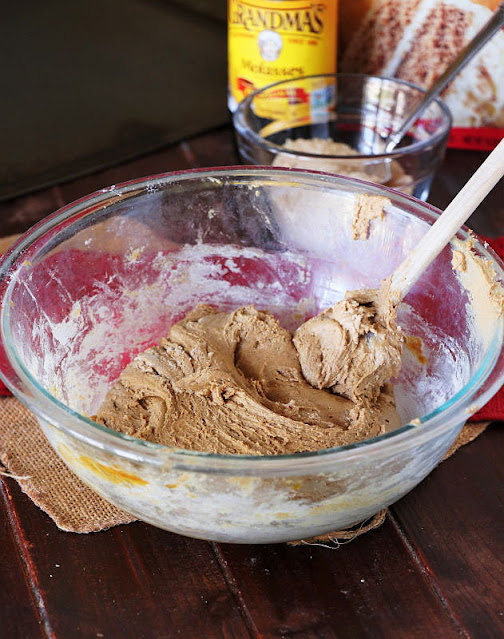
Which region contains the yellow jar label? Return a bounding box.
[228,0,338,118]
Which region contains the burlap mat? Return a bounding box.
[0,398,135,532]
[0,397,489,540]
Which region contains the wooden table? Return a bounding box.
[0,127,503,638]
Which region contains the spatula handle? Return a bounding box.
[390,138,504,298]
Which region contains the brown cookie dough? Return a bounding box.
[293,287,403,405]
[352,194,389,240]
[95,299,402,455]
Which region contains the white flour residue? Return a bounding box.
[19,243,313,414]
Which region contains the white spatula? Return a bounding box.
[390,138,504,300]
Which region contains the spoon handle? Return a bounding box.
[390,138,504,299]
[385,2,504,152]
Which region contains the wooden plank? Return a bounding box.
[214,518,462,639]
[0,187,64,237]
[0,128,237,239]
[0,478,251,639]
[0,141,195,249]
[0,479,47,638]
[58,142,192,204]
[391,424,504,637]
[182,127,237,168]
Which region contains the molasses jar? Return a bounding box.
[228,0,338,118]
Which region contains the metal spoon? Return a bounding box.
[383,2,504,153]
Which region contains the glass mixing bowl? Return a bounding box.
[233,74,452,201]
[0,168,502,543]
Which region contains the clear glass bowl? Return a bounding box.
[0,167,501,543]
[233,74,452,201]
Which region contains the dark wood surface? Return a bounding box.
[0,126,503,638]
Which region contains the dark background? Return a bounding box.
[0,0,228,200]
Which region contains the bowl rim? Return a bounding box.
[0,166,502,470]
[233,72,453,161]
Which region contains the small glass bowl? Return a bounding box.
[0,167,501,544]
[233,73,452,201]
